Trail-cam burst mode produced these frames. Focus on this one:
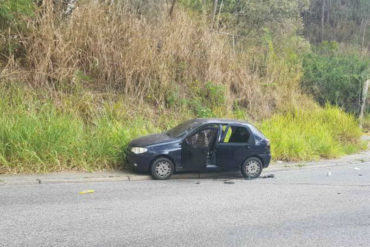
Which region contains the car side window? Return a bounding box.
[186,127,218,148]
[223,126,232,143]
[222,126,250,143]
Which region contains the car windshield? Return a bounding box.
[166,120,202,138]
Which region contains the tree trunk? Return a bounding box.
[359,79,369,128]
[321,0,326,42]
[361,19,368,51]
[326,0,330,27]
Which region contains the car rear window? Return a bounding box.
[248,125,267,143]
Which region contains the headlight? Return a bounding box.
[131,147,148,154]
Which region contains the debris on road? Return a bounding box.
[224,181,235,184]
[36,179,42,184]
[327,171,332,176]
[79,190,95,194]
[354,167,360,170]
[260,174,275,179]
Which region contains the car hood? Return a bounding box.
[129,133,176,147]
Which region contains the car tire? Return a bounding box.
[150,157,174,180]
[241,157,263,179]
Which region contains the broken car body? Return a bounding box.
[127,118,271,179]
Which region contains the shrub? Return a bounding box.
[0,0,34,28]
[301,42,369,114]
[260,105,363,161]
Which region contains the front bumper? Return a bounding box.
[126,151,153,172]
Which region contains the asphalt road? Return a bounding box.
[1,162,370,247]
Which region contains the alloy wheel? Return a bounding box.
[154,161,172,178]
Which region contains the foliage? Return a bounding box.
[0,83,363,173]
[260,105,364,161]
[179,0,309,36]
[187,81,226,118]
[0,84,159,173]
[0,0,34,29]
[0,1,313,120]
[302,0,370,49]
[301,42,369,114]
[0,1,367,174]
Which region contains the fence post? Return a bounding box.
[359,79,369,128]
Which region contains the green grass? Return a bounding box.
[0,85,159,173]
[0,84,365,173]
[260,105,364,161]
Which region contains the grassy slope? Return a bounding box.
[260,105,364,161]
[0,84,364,174]
[0,2,366,173]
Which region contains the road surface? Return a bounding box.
[1,158,370,246]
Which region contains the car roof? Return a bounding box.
[191,118,251,126]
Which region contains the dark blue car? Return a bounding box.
[127,118,271,180]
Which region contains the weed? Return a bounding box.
[295,164,306,168]
[260,105,363,161]
[0,85,159,173]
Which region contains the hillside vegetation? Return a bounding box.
[0,0,368,173]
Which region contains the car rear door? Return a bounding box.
[215,124,254,169]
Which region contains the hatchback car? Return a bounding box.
[126,118,271,180]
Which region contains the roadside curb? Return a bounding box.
[0,172,242,185]
[1,148,369,186]
[0,175,145,185]
[0,171,247,185]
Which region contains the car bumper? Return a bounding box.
[126,151,153,172]
[259,154,271,168]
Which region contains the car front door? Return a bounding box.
[215,125,253,169]
[181,126,219,171]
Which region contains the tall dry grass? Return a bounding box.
[0,1,364,174]
[2,0,306,119]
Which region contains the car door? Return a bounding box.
[181,125,219,171]
[215,125,253,169]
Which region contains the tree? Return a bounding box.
[302,0,370,50]
[301,42,370,114]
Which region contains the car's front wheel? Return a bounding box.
[150,157,174,180]
[241,157,263,179]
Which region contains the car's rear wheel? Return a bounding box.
[151,157,174,180]
[241,157,263,179]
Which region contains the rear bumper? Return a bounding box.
[259,154,271,168]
